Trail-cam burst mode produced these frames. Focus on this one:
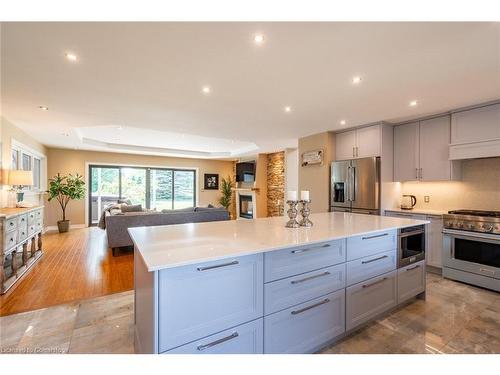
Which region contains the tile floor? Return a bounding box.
[1,273,499,354]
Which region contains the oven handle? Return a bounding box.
[443,229,500,244]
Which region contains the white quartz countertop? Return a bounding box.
[129,212,429,272]
[385,208,448,216]
[128,212,429,272]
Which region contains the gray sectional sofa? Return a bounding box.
[105,207,230,254]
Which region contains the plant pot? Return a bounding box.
[57,220,70,233]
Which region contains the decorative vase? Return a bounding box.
[57,220,70,233]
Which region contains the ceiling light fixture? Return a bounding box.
[254,34,265,45]
[202,86,211,94]
[409,100,418,107]
[284,106,292,113]
[352,76,362,84]
[65,52,78,62]
[39,106,49,111]
[340,120,346,125]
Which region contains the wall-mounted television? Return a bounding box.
[235,161,256,182]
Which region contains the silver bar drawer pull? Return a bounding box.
[406,265,421,271]
[362,233,388,240]
[197,332,239,351]
[361,255,388,264]
[291,298,330,315]
[291,243,330,254]
[291,271,331,285]
[362,277,388,289]
[197,260,239,271]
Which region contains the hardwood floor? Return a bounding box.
[0,227,133,317]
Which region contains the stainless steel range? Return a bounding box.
[442,210,500,292]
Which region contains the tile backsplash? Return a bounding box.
[401,157,500,211]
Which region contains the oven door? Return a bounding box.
[443,229,500,280]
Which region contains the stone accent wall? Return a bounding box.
[267,152,285,217]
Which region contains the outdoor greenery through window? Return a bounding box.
[90,165,196,224]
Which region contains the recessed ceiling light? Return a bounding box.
[254,34,265,45]
[340,120,346,125]
[284,106,292,113]
[409,100,418,107]
[39,106,49,111]
[202,86,211,94]
[65,52,78,62]
[352,76,362,84]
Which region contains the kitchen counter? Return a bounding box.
[384,208,447,216]
[129,211,428,272]
[131,211,429,354]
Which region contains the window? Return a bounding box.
[11,142,45,191]
[89,165,197,225]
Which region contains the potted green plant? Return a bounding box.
[47,173,85,233]
[218,176,234,217]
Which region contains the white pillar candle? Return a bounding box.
[301,190,310,201]
[287,191,297,201]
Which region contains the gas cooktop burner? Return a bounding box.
[447,210,500,218]
[444,210,500,234]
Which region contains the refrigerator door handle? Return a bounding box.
[350,167,356,202]
[346,166,351,201]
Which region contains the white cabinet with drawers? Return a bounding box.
[1,206,44,295]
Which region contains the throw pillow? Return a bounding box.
[118,198,132,205]
[121,204,143,213]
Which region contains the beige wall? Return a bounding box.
[400,157,500,211]
[46,148,235,227]
[0,117,48,206]
[298,132,335,213]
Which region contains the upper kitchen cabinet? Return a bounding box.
[450,103,500,160]
[394,115,460,182]
[335,125,381,160]
[394,122,419,181]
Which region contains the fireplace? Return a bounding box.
[239,195,253,219]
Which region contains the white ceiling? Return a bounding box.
[1,22,499,158]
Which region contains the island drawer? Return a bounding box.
[346,249,397,286]
[5,217,18,233]
[157,253,263,352]
[264,239,346,282]
[164,318,263,354]
[345,270,397,331]
[17,214,28,228]
[264,289,345,354]
[397,261,425,303]
[264,263,345,315]
[346,230,397,261]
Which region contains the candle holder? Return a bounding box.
[299,200,313,227]
[285,200,300,228]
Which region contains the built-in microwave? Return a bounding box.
[398,225,426,268]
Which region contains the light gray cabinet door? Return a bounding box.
[264,263,345,315]
[345,270,397,331]
[451,103,500,144]
[264,239,345,282]
[397,261,425,303]
[426,216,443,268]
[356,125,381,158]
[165,318,263,354]
[394,122,419,181]
[346,249,397,286]
[264,289,345,354]
[157,253,263,352]
[336,130,357,160]
[346,230,397,261]
[419,116,451,181]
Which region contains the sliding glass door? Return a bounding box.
[89,165,196,225]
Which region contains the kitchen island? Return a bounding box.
[129,212,428,354]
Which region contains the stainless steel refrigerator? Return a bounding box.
[330,156,380,215]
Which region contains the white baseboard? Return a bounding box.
[44,224,87,232]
